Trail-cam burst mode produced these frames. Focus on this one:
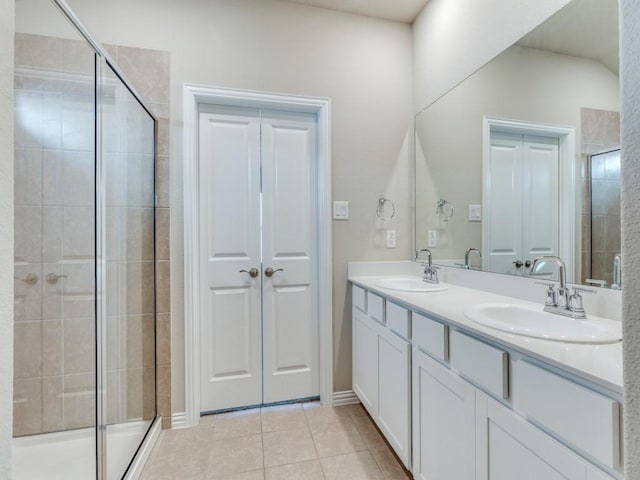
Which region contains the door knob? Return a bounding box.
[264,267,284,278]
[239,268,259,278]
[512,260,524,268]
[14,273,38,285]
[524,260,532,268]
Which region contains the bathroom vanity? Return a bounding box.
[349,263,622,480]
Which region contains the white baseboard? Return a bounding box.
[124,416,162,480]
[171,412,188,429]
[332,390,360,406]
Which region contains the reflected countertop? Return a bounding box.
[349,275,623,396]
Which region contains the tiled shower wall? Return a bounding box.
[13,33,171,436]
[580,107,620,286]
[13,33,98,436]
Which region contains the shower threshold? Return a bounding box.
[12,420,151,480]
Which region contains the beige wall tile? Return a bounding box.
[155,155,170,208]
[116,46,170,104]
[63,373,95,430]
[15,33,61,70]
[42,319,63,376]
[13,321,42,378]
[156,207,170,261]
[124,261,155,315]
[62,150,94,206]
[42,262,63,319]
[63,317,95,374]
[156,261,170,314]
[156,313,171,366]
[63,206,95,260]
[13,263,42,322]
[42,376,64,433]
[14,148,42,205]
[13,378,42,436]
[60,38,94,74]
[157,364,172,427]
[14,205,42,263]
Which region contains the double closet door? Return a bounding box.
[198,105,319,412]
[485,131,559,275]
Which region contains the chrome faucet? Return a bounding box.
[611,254,622,290]
[463,248,481,270]
[532,256,595,319]
[415,248,439,284]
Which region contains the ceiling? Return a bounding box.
[517,0,619,74]
[282,0,430,23]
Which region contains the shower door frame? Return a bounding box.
[50,1,161,479]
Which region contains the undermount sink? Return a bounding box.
[464,303,621,344]
[375,276,448,293]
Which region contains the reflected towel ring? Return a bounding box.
[376,197,395,221]
[436,199,454,222]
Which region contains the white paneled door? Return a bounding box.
[199,105,319,412]
[485,131,559,275]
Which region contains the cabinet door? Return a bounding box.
[378,328,411,467]
[485,398,586,480]
[412,348,475,480]
[352,307,378,415]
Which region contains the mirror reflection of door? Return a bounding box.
[484,131,559,276]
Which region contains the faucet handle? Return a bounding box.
[568,287,594,317]
[535,282,557,306]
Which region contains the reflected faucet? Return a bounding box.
[463,248,481,270]
[612,254,622,290]
[415,248,439,284]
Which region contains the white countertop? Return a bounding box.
[349,275,623,395]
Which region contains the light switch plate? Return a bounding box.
[333,201,349,220]
[468,204,482,222]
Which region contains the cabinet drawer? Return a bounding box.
[513,360,621,470]
[368,292,385,324]
[450,330,508,399]
[412,312,448,362]
[386,302,410,339]
[353,285,366,312]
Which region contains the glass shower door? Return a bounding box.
[13,20,98,480]
[101,59,157,479]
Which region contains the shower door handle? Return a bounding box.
[239,268,259,278]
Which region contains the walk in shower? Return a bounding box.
[12,1,158,478]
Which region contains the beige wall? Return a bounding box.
[621,0,640,477]
[0,0,14,474]
[15,0,414,408]
[412,0,572,112]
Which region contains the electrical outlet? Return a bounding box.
[428,230,437,247]
[386,229,397,248]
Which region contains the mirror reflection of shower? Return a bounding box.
[583,148,621,288]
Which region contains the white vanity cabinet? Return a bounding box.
[350,282,622,480]
[412,347,476,480]
[480,396,617,480]
[351,286,411,467]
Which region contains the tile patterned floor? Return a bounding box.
[141,402,412,479]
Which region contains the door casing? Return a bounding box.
[183,84,332,427]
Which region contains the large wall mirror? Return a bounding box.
[414,0,620,287]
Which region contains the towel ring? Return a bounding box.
[376,197,395,221]
[436,199,454,222]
